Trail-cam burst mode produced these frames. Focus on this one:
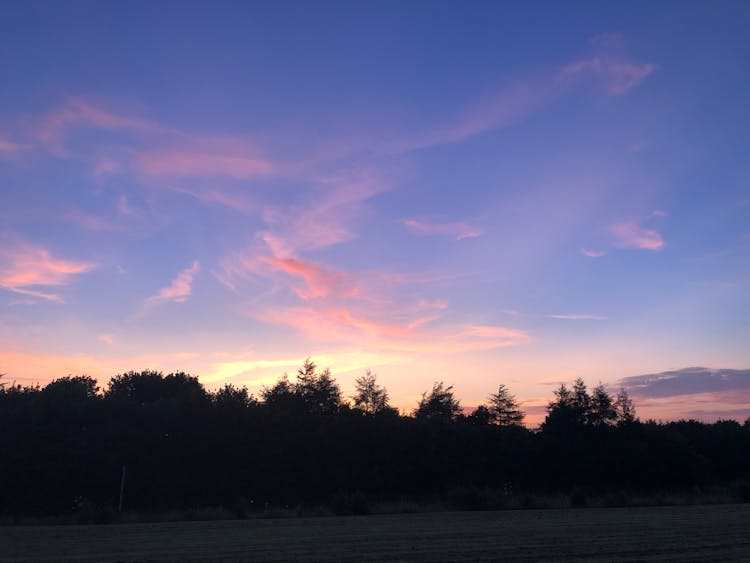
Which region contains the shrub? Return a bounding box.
[331,491,370,515]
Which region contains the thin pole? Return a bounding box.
[118,465,127,513]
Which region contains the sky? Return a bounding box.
[1,1,749,424]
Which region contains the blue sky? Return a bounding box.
[1,1,749,422]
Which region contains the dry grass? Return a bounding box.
[1,503,749,562]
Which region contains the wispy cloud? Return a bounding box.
[559,56,657,95]
[92,156,122,178]
[214,163,399,295]
[0,139,31,153]
[0,243,95,303]
[256,306,529,354]
[404,218,481,240]
[98,333,115,345]
[36,97,168,146]
[261,256,358,301]
[383,45,655,154]
[277,164,397,252]
[33,98,276,180]
[618,367,750,398]
[388,81,547,153]
[145,261,200,306]
[580,247,606,258]
[135,147,273,179]
[545,314,607,320]
[611,215,665,250]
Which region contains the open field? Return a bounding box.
[1,504,749,562]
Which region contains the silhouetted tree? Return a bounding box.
[541,383,576,431]
[295,359,343,415]
[352,369,392,415]
[42,375,99,402]
[571,378,591,424]
[414,382,461,421]
[261,360,343,415]
[487,384,525,426]
[468,404,493,425]
[589,384,617,426]
[615,387,637,425]
[545,380,627,431]
[2,368,748,518]
[213,383,255,409]
[261,374,297,410]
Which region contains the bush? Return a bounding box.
[331,491,369,515]
[447,487,488,511]
[74,499,118,525]
[570,488,588,508]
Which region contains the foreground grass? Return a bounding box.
[1,503,749,562]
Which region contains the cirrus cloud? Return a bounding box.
[404,218,481,240]
[0,243,95,303]
[145,261,201,306]
[611,217,665,250]
[559,56,657,95]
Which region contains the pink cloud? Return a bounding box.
[261,256,358,300]
[145,261,200,305]
[98,334,115,345]
[404,218,481,240]
[37,98,168,144]
[282,165,396,251]
[168,185,261,216]
[256,305,529,354]
[388,80,548,153]
[35,99,276,180]
[135,149,273,179]
[581,247,605,258]
[92,156,122,177]
[611,217,665,250]
[546,314,607,320]
[560,56,657,95]
[0,243,95,303]
[0,139,30,153]
[415,299,448,311]
[384,48,654,154]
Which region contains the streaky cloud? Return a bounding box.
[580,247,605,258]
[0,139,31,153]
[256,305,529,354]
[611,215,665,250]
[135,148,273,179]
[261,256,358,301]
[144,261,201,306]
[618,366,750,398]
[404,218,481,240]
[546,314,607,320]
[0,242,95,303]
[559,56,657,95]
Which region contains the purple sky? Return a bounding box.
[1,2,749,423]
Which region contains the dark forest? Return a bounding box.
[1,361,748,523]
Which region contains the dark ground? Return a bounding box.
[1,503,749,562]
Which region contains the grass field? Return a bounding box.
[1,503,749,562]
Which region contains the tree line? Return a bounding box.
[0,362,748,520]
